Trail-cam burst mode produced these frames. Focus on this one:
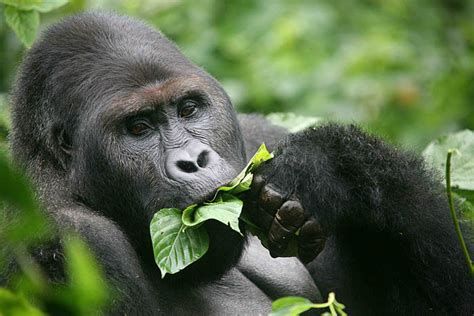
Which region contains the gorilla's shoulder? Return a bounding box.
[237,114,288,158]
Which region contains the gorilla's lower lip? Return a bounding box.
[188,173,238,206]
[196,189,219,204]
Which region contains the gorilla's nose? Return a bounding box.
[165,142,219,180]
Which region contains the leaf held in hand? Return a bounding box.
[150,144,273,277]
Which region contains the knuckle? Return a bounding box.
[298,239,326,263]
[249,174,265,197]
[258,185,284,213]
[269,219,292,242]
[277,200,306,230]
[299,219,325,240]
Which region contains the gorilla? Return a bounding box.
[5,12,473,315]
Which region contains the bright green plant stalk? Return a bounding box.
[270,292,346,316]
[445,149,474,277]
[310,293,346,316]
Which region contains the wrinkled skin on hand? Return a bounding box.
[242,174,327,263]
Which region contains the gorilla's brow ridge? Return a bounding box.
[101,75,215,125]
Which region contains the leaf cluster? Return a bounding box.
[150,144,273,277]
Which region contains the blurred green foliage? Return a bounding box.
[0,0,473,149]
[0,150,109,314]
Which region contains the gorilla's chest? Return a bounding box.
[156,238,321,315]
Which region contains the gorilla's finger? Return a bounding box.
[297,220,326,263]
[242,201,274,232]
[298,219,325,242]
[258,185,284,214]
[275,200,306,232]
[268,219,292,257]
[255,208,275,231]
[249,174,265,198]
[298,238,326,263]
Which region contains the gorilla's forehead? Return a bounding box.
[51,12,190,64]
[41,12,230,119]
[43,12,199,93]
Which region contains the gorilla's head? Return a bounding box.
[11,12,247,281]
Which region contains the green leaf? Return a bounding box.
[423,130,474,191]
[0,94,11,133]
[0,0,69,12]
[33,0,69,12]
[271,293,347,316]
[267,112,322,133]
[0,288,45,316]
[150,208,209,277]
[453,192,474,222]
[4,6,39,48]
[422,130,474,205]
[179,143,273,235]
[0,152,36,211]
[0,151,50,244]
[270,296,314,316]
[62,236,108,312]
[150,144,273,276]
[0,0,42,10]
[182,193,243,233]
[217,143,273,195]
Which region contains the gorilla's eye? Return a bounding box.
[127,120,152,136]
[179,100,198,118]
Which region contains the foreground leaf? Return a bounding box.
[0,151,50,245]
[150,208,209,277]
[270,296,314,316]
[271,292,347,316]
[62,236,109,312]
[0,288,45,316]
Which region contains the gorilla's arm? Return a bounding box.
[33,207,160,314]
[246,123,474,315]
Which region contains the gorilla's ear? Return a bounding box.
[51,125,73,171]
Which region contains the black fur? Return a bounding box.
[258,124,474,314]
[6,12,473,315]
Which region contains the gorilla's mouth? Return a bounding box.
[146,175,247,283]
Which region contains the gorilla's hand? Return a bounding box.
[242,173,327,263]
[243,124,474,315]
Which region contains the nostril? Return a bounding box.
[176,160,199,173]
[197,150,209,168]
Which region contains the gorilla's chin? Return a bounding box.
[163,220,247,285]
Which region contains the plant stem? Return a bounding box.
[445,150,474,276]
[311,292,347,316]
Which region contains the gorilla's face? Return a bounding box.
[71,71,247,279]
[11,13,249,281]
